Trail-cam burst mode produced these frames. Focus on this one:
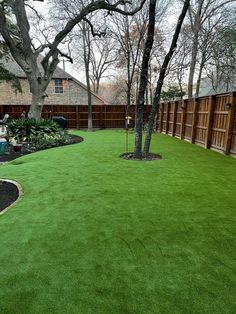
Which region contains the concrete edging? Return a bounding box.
[0,179,23,216]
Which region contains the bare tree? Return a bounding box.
[133,0,157,159]
[110,3,148,116]
[143,0,190,157]
[186,0,236,98]
[80,21,93,131]
[0,0,146,118]
[205,25,236,93]
[89,36,117,94]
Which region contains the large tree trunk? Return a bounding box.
[133,0,157,159]
[27,76,48,119]
[28,91,45,119]
[143,0,190,156]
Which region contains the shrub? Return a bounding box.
[7,118,60,142]
[29,131,71,150]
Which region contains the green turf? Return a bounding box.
[0,130,235,314]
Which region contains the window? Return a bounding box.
[54,79,63,93]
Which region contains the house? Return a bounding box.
[0,55,105,107]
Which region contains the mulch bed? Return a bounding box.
[120,152,162,161]
[0,134,83,163]
[0,134,83,213]
[0,181,19,213]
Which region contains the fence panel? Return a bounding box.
[184,99,194,140]
[195,97,209,145]
[210,94,229,152]
[231,109,236,154]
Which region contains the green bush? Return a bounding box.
[30,131,71,150]
[7,118,60,141]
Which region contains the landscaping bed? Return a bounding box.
[0,134,83,163]
[0,181,19,213]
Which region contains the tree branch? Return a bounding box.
[42,0,146,71]
[82,17,106,37]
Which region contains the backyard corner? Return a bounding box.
[0,130,235,314]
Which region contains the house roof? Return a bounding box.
[0,54,105,103]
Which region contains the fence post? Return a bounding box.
[99,105,104,129]
[180,100,187,140]
[205,95,215,149]
[191,98,199,143]
[224,92,236,155]
[159,103,164,133]
[172,101,178,137]
[76,105,79,129]
[165,102,170,134]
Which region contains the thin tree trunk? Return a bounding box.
[195,52,206,97]
[188,34,199,98]
[143,0,190,156]
[187,0,204,98]
[82,23,93,131]
[133,0,157,159]
[125,84,131,128]
[85,63,93,131]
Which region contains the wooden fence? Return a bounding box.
[0,91,236,156]
[157,92,236,156]
[0,104,151,129]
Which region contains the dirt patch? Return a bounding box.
[0,180,20,214]
[120,152,162,161]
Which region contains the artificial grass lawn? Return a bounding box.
[0,130,235,314]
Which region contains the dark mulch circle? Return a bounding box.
[0,134,83,212]
[0,134,83,163]
[0,181,19,213]
[120,152,162,161]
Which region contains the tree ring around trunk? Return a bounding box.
[0,179,23,216]
[120,152,162,161]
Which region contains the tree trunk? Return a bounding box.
[195,52,206,97]
[125,85,131,128]
[188,34,199,98]
[27,77,47,119]
[187,0,204,98]
[28,92,45,119]
[133,0,157,159]
[82,22,93,131]
[85,62,93,131]
[143,0,190,156]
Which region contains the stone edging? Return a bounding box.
[0,179,23,216]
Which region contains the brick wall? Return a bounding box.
[0,78,104,106]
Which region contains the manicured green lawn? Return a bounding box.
[0,130,235,314]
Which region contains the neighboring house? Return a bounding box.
[0,55,105,106]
